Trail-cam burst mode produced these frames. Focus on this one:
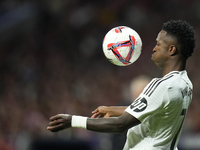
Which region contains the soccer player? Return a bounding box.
[47,20,195,150]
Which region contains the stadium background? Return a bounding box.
[0,0,199,150]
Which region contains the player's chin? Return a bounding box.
[153,61,163,69]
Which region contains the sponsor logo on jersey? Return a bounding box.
[130,97,147,112]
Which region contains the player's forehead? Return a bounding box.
[156,30,167,42]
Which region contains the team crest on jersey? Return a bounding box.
[130,97,147,112]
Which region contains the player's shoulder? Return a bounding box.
[162,70,192,89]
[150,71,180,86]
[152,71,189,88]
[142,71,191,97]
[162,70,187,80]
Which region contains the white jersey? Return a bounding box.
[124,71,193,150]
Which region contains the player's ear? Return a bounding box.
[168,45,178,56]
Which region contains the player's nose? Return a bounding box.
[153,46,156,52]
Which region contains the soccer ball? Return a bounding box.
[102,26,142,66]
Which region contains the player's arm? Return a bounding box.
[88,111,140,133]
[91,106,128,118]
[47,111,140,133]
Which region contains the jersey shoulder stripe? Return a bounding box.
[147,75,174,97]
[143,73,178,97]
[144,78,160,96]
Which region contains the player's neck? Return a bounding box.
[162,60,186,76]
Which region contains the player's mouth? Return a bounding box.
[151,52,155,60]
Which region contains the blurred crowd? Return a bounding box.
[0,0,200,150]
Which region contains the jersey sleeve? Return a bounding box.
[125,78,170,122]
